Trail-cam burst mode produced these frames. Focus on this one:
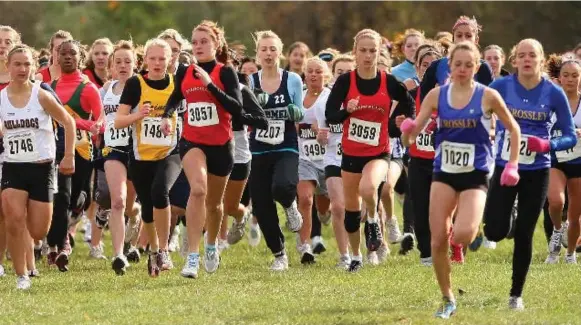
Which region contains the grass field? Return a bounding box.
[1,206,581,325]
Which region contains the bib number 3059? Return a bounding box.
[440,141,475,174]
[348,118,380,146]
[501,133,536,165]
[141,117,171,146]
[256,120,285,145]
[187,102,219,127]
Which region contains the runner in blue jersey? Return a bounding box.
[248,30,305,272]
[483,39,576,311]
[401,41,521,319]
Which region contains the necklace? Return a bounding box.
[309,88,322,96]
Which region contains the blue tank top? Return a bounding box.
[493,75,557,170]
[434,83,494,174]
[249,70,298,154]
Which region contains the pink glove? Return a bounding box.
[400,118,416,135]
[500,162,520,187]
[527,136,550,153]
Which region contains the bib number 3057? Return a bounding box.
[440,141,475,174]
[187,102,219,127]
[348,118,380,146]
[141,117,171,146]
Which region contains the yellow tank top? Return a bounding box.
[131,74,178,161]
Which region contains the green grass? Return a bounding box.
[1,206,581,325]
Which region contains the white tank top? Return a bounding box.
[233,83,251,164]
[298,88,330,170]
[573,99,581,127]
[0,82,56,163]
[314,88,342,168]
[103,81,131,147]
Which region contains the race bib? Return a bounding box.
[335,142,343,160]
[501,133,536,165]
[141,117,171,146]
[416,128,435,152]
[187,102,219,127]
[256,120,285,145]
[6,130,39,162]
[75,129,89,148]
[105,120,130,147]
[440,141,475,174]
[348,118,380,146]
[556,139,581,163]
[302,139,325,161]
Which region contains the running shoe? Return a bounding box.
[227,211,248,245]
[318,210,332,226]
[89,243,107,260]
[204,249,220,273]
[469,231,484,252]
[248,221,261,247]
[299,243,315,265]
[377,242,390,263]
[125,246,141,263]
[55,251,69,272]
[549,229,563,254]
[508,296,524,311]
[312,236,326,254]
[181,253,200,278]
[125,214,141,245]
[364,220,383,252]
[270,254,288,272]
[112,255,129,276]
[168,226,180,253]
[420,256,433,266]
[16,275,31,290]
[398,233,415,255]
[482,236,497,249]
[367,251,379,266]
[561,221,569,248]
[386,217,403,243]
[95,207,111,229]
[147,252,160,278]
[336,255,351,269]
[564,253,577,264]
[284,200,303,232]
[347,259,363,273]
[435,297,456,319]
[0,264,4,277]
[159,250,174,271]
[450,243,464,264]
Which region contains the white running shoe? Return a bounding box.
[482,237,497,249]
[377,243,390,263]
[125,214,141,245]
[549,229,563,254]
[564,253,577,264]
[270,254,288,271]
[561,221,569,248]
[248,221,261,247]
[89,243,107,260]
[508,296,524,311]
[336,255,351,269]
[217,239,229,253]
[367,251,379,266]
[227,211,248,245]
[386,217,403,243]
[181,253,200,278]
[284,201,303,233]
[83,221,92,243]
[420,256,433,266]
[545,252,559,264]
[204,249,220,273]
[319,211,332,226]
[0,264,4,277]
[299,243,315,264]
[168,226,180,253]
[180,225,189,258]
[16,275,31,290]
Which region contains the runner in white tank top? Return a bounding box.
[0,45,75,290]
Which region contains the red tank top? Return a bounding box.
[39,67,51,83]
[83,68,104,88]
[181,63,233,145]
[341,70,391,157]
[409,87,436,160]
[0,83,8,91]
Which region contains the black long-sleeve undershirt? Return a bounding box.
[234,85,268,130]
[162,60,242,118]
[325,70,415,135]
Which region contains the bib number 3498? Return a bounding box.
[348,118,380,146]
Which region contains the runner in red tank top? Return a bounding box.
[400,44,444,265]
[83,38,113,88]
[325,29,415,272]
[162,20,242,278]
[179,63,233,145]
